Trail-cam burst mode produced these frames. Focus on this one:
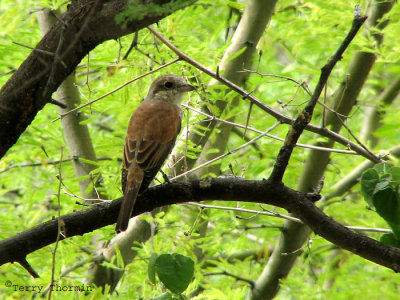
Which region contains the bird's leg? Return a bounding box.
[159,169,171,184]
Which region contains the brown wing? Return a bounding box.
[117,101,181,232]
[122,100,182,193]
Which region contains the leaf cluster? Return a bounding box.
[361,163,400,247]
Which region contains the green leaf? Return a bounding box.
[193,124,211,132]
[191,127,207,137]
[74,174,91,181]
[374,162,391,175]
[380,233,400,248]
[186,145,203,153]
[79,117,94,126]
[372,188,400,225]
[113,244,124,268]
[185,151,198,160]
[226,0,246,10]
[360,168,379,206]
[225,46,248,63]
[148,252,158,284]
[155,253,194,294]
[77,157,99,166]
[388,222,400,240]
[391,167,400,182]
[374,175,391,193]
[84,182,94,195]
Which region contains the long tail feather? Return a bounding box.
[115,186,140,233]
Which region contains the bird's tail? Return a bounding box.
[115,186,140,233]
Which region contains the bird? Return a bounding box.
[116,74,195,233]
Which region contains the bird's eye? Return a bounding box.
[164,81,173,88]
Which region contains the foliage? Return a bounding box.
[116,0,195,25]
[1,0,400,299]
[361,162,400,246]
[151,253,195,295]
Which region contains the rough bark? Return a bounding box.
[37,8,101,200]
[1,177,400,274]
[0,0,195,159]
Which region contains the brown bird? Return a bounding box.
[116,74,195,233]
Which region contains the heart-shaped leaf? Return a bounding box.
[155,253,194,294]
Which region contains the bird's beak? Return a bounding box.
[178,83,196,92]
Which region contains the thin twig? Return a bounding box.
[244,102,253,137]
[49,98,67,108]
[63,191,108,204]
[240,69,350,120]
[239,69,313,95]
[123,32,138,60]
[0,157,111,174]
[183,202,392,234]
[171,123,280,181]
[52,58,180,122]
[269,8,368,183]
[147,26,380,163]
[183,202,302,223]
[331,111,377,159]
[41,261,87,296]
[49,147,65,298]
[182,104,357,155]
[12,41,55,56]
[204,271,254,288]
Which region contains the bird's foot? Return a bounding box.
[160,169,171,184]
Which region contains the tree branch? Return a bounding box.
[0,0,196,159]
[269,7,368,182]
[147,26,381,163]
[1,177,399,275]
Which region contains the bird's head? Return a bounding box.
[145,74,196,105]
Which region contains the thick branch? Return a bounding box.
[0,0,195,159]
[0,178,399,273]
